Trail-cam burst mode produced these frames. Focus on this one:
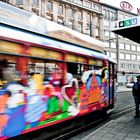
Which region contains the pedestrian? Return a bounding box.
[132,75,140,118]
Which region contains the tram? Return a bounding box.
[0,2,117,139]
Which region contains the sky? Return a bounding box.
[100,0,140,14]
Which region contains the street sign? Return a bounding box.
[111,16,140,31]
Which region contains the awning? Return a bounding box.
[111,16,140,44]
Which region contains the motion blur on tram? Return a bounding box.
[0,2,117,139]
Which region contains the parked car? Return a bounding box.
[126,82,135,88]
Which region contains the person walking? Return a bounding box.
[132,75,140,118]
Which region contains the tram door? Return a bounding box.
[108,62,116,108]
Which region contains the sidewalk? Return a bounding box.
[82,111,140,140]
[116,86,132,92]
[82,86,139,140]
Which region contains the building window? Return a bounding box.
[106,10,110,19]
[133,64,137,69]
[126,54,130,60]
[32,0,39,6]
[111,52,116,59]
[119,43,124,49]
[104,42,109,47]
[68,9,73,18]
[86,14,91,23]
[131,55,136,60]
[57,4,63,15]
[110,42,116,48]
[120,63,125,69]
[46,1,53,11]
[109,11,116,20]
[110,32,115,38]
[137,55,140,60]
[112,12,117,20]
[103,9,106,18]
[74,0,83,5]
[137,46,140,51]
[16,0,23,4]
[93,4,100,12]
[104,30,110,37]
[77,23,82,32]
[131,45,136,51]
[95,29,99,37]
[126,63,131,69]
[77,11,82,21]
[118,13,124,20]
[104,19,109,26]
[85,1,92,8]
[120,53,125,59]
[125,44,130,50]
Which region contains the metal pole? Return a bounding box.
[116,35,119,72]
[90,22,92,37]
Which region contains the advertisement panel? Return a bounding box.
[100,0,140,15]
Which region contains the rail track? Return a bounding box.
[52,105,135,140]
[52,91,135,140]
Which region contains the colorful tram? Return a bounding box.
[0,2,117,139]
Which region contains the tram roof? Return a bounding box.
[0,1,105,52]
[0,23,109,60]
[111,16,140,44]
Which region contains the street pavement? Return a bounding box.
[116,86,132,92]
[82,111,140,140]
[82,86,140,140]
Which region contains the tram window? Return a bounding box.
[67,63,77,75]
[29,59,64,86]
[44,61,63,86]
[0,55,23,87]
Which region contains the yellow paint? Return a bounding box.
[80,83,89,114]
[65,54,86,63]
[32,74,44,94]
[31,47,62,60]
[89,59,103,66]
[89,73,101,103]
[0,40,21,53]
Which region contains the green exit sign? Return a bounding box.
[119,18,137,28]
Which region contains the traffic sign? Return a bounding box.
[111,16,140,31]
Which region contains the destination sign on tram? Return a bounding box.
[111,16,140,31]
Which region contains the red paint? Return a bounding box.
[120,1,133,11]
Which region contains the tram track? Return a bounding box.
[52,90,135,140]
[116,99,133,105]
[51,105,135,140]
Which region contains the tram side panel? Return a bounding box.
[0,40,115,139]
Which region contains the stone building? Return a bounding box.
[1,0,140,85]
[7,0,103,40]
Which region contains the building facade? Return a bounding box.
[102,3,140,85]
[7,0,103,40]
[1,0,140,85]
